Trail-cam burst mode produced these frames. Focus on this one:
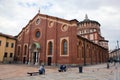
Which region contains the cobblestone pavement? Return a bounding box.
[0,63,120,80]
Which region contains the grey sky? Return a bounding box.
[0,0,120,50]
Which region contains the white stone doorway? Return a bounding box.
[28,42,40,65]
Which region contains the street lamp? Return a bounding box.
[117,40,119,49]
[117,41,119,60]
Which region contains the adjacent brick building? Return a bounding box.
[15,12,109,66]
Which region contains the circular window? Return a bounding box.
[48,21,54,28]
[36,18,40,25]
[36,31,40,38]
[61,24,68,31]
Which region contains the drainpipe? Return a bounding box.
[83,39,86,66]
[90,48,92,65]
[55,18,58,66]
[28,23,32,65]
[44,16,48,65]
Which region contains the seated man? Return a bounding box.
[58,64,66,72]
[62,65,66,72]
[39,65,45,75]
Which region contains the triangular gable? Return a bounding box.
[17,12,79,37]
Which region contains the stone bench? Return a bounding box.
[27,72,39,76]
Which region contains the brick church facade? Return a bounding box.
[15,12,109,66]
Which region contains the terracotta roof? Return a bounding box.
[110,48,120,53]
[99,39,109,42]
[36,13,79,24]
[0,32,16,39]
[77,35,108,50]
[78,14,101,26]
[78,19,100,26]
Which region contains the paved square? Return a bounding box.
[0,63,119,80]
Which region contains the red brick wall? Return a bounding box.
[15,13,109,65]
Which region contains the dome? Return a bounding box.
[78,14,101,26]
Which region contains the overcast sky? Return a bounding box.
[0,0,120,50]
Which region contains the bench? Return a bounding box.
[27,72,39,76]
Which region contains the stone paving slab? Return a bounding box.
[0,63,120,80]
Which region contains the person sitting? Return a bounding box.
[39,65,45,75]
[58,64,66,72]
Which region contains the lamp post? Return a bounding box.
[117,40,119,49]
[117,41,120,61]
[117,41,119,60]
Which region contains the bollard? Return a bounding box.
[107,63,109,69]
[79,66,83,73]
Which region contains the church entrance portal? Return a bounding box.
[28,42,40,65]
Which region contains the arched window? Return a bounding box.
[24,45,27,55]
[48,41,52,55]
[82,47,84,58]
[18,46,20,55]
[86,44,89,58]
[77,41,82,58]
[62,39,67,55]
[77,46,80,58]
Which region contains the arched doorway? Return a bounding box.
[23,57,26,64]
[47,41,53,66]
[29,42,40,65]
[23,45,27,64]
[48,57,52,66]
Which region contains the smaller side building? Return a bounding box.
[0,33,16,63]
[110,48,120,60]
